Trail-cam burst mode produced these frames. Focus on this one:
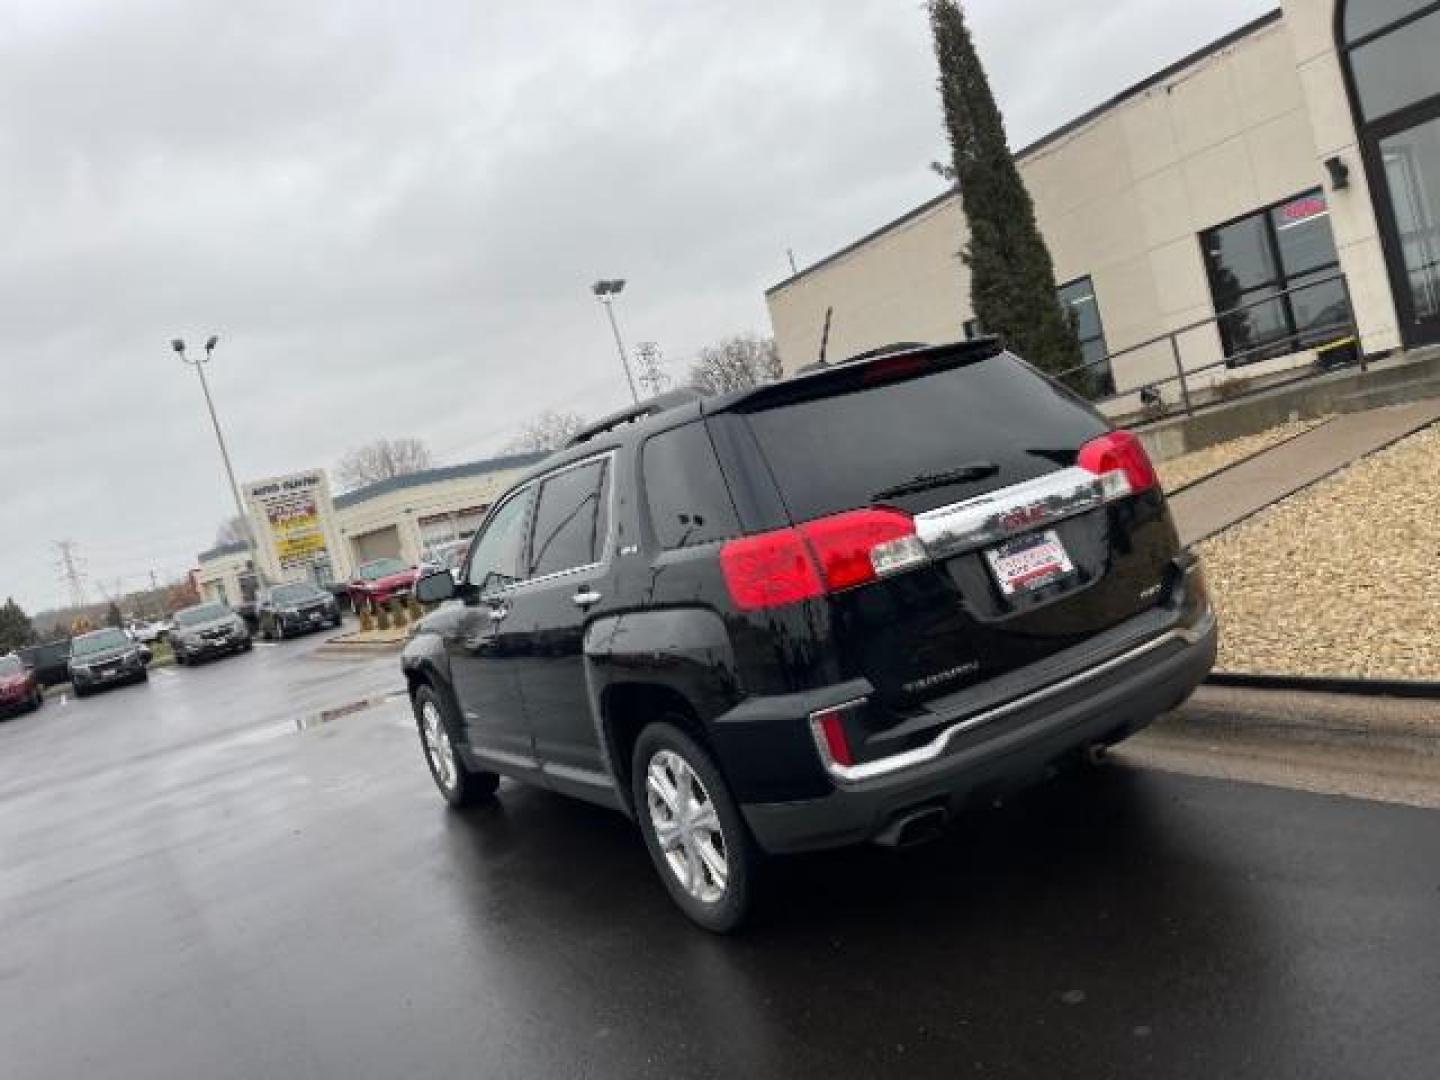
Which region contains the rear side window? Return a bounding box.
[642,422,739,549]
[741,352,1105,522]
[528,460,609,577]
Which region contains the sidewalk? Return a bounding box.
[1166,397,1440,545]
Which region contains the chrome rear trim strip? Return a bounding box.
[913,466,1130,559]
[813,608,1214,785]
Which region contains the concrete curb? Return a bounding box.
[299,689,408,730]
[1206,671,1440,700]
[312,636,407,657]
[1167,683,1440,749]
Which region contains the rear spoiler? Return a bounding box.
[712,338,1004,414]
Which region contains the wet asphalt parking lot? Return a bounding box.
[2,631,1438,1079]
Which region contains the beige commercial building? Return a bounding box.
[196,453,543,606]
[767,1,1439,416]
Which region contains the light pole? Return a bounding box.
[592,278,640,404]
[172,335,264,592]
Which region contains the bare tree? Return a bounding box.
[335,437,434,492]
[214,514,251,548]
[688,333,783,396]
[505,410,586,453]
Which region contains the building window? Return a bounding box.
[1344,1,1440,121]
[1056,276,1113,396]
[1200,190,1352,365]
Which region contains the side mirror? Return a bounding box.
[414,569,457,604]
[139,646,153,666]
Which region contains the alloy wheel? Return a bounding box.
[645,749,728,904]
[420,699,457,793]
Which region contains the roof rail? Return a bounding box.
[564,388,703,447]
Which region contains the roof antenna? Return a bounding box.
[817,306,834,366]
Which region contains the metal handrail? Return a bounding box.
[1051,271,1359,418]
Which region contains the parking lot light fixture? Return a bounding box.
[592,279,640,404]
[172,334,263,592]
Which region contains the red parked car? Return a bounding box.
[348,557,422,610]
[0,653,44,718]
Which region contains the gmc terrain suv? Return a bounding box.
[403,340,1216,931]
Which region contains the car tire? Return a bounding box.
[631,721,759,934]
[73,684,88,699]
[412,684,499,808]
[31,688,43,711]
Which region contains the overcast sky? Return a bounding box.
[0,0,1274,612]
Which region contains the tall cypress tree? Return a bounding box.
[930,1,1084,385]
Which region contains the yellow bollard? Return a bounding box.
[375,600,391,631]
[392,600,409,629]
[408,595,424,622]
[359,598,374,632]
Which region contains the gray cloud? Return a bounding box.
[0,0,1271,611]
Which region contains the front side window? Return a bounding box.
[466,490,533,594]
[1201,190,1350,364]
[527,460,608,578]
[1056,276,1113,397]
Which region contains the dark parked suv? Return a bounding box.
[403,341,1216,930]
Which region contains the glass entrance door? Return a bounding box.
[1377,115,1440,341]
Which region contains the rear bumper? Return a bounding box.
[740,607,1216,854]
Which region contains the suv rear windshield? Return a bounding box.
[739,351,1104,522]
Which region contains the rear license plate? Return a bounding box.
[984,530,1075,595]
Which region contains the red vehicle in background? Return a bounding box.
[0,653,44,718]
[347,557,422,611]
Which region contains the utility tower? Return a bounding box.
[54,540,88,609]
[634,342,670,398]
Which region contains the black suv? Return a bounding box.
[403,341,1216,931]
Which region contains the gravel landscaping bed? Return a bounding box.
[1156,417,1329,493]
[1198,422,1440,680]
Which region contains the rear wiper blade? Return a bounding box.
[872,462,999,501]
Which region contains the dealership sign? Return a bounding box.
[245,470,338,575]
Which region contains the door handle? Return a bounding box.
[571,588,603,608]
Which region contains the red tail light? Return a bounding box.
[720,508,927,611]
[799,508,922,590]
[718,529,825,611]
[1077,430,1157,494]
